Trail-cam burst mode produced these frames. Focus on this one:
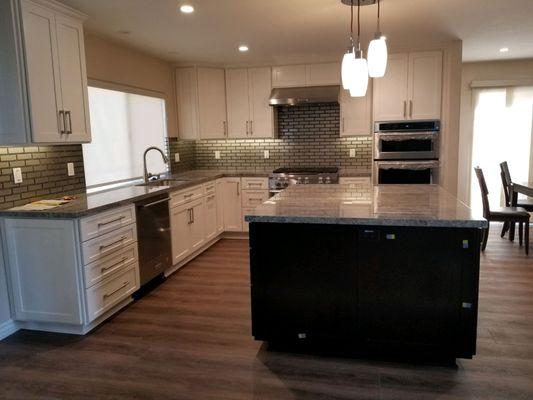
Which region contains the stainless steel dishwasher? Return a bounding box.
[135,193,172,287]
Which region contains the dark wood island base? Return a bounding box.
[249,222,482,361]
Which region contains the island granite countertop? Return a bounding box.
[0,169,272,219]
[245,184,488,228]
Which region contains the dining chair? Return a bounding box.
[474,167,529,254]
[500,161,533,211]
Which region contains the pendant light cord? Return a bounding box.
[349,1,354,46]
[357,0,361,41]
[377,0,381,33]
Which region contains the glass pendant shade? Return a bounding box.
[349,56,369,97]
[341,51,356,90]
[368,36,388,78]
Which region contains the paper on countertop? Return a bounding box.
[9,198,73,211]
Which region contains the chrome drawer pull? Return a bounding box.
[206,195,215,201]
[97,215,125,227]
[99,236,127,250]
[103,281,129,299]
[184,193,194,198]
[101,256,128,273]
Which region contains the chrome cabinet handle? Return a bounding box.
[65,111,72,134]
[409,100,413,118]
[223,121,227,136]
[142,198,170,208]
[97,215,125,227]
[101,256,128,273]
[246,120,249,135]
[103,281,129,299]
[342,117,345,132]
[187,208,193,224]
[99,235,127,250]
[250,120,253,135]
[207,195,215,201]
[59,110,66,134]
[236,182,240,196]
[191,208,195,223]
[403,101,407,118]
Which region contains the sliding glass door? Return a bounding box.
[470,86,533,212]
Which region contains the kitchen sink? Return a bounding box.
[136,179,189,187]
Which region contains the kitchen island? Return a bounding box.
[245,184,487,360]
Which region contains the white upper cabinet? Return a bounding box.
[197,67,227,139]
[306,63,341,86]
[373,51,442,122]
[226,67,273,138]
[339,81,373,137]
[175,67,200,140]
[272,63,340,88]
[225,68,250,138]
[272,65,306,88]
[408,51,443,120]
[20,0,91,143]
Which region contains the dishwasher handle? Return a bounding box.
[141,198,170,208]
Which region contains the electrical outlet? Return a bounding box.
[263,150,270,159]
[13,168,22,184]
[349,148,356,158]
[214,151,221,160]
[67,162,75,176]
[174,153,180,162]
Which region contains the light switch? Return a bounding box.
[214,151,221,160]
[174,153,180,162]
[263,150,270,159]
[349,149,356,158]
[67,162,75,176]
[13,168,22,184]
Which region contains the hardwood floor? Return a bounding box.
[1,226,533,400]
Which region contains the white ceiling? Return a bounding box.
[60,0,533,65]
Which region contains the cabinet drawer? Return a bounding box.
[79,205,135,242]
[170,185,204,208]
[86,264,139,322]
[84,243,138,289]
[241,177,268,190]
[81,224,137,265]
[204,181,216,195]
[241,190,269,207]
[339,177,371,185]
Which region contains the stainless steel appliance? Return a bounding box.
[374,120,440,184]
[269,167,339,196]
[374,120,440,160]
[269,86,340,106]
[135,194,172,287]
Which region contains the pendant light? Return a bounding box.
[349,0,368,97]
[341,1,356,90]
[367,0,387,78]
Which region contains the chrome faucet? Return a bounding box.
[143,146,169,183]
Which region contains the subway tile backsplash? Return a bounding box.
[172,103,372,172]
[0,145,86,210]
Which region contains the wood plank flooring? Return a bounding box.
[1,226,533,399]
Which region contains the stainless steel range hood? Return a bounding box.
[269,86,340,106]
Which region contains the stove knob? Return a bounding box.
[318,177,323,184]
[325,177,331,184]
[297,177,302,184]
[304,177,309,184]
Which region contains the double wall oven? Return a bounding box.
[374,120,440,184]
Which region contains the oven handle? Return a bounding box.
[377,132,437,141]
[376,161,439,170]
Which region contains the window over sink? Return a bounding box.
[83,85,168,192]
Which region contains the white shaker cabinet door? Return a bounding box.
[189,198,206,252]
[204,193,218,241]
[21,0,63,142]
[198,67,227,139]
[3,218,84,324]
[340,82,372,136]
[176,67,200,140]
[170,203,192,265]
[215,179,225,234]
[248,67,274,138]
[55,14,91,142]
[408,51,442,120]
[373,53,409,122]
[222,178,243,232]
[225,68,249,138]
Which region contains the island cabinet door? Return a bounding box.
[357,227,479,357]
[249,223,359,342]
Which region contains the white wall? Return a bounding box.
[458,59,533,204]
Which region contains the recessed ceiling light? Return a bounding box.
[499,47,509,53]
[238,45,249,52]
[117,30,131,35]
[180,4,194,14]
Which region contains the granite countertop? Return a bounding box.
[0,169,271,219]
[245,184,488,228]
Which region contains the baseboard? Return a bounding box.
[222,231,249,240]
[0,319,19,340]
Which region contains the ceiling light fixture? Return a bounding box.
[499,47,509,53]
[367,0,387,78]
[180,4,194,14]
[349,0,368,97]
[238,45,249,52]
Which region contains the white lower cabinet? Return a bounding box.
[205,192,218,241]
[215,179,225,234]
[221,178,243,232]
[1,204,140,332]
[189,198,206,252]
